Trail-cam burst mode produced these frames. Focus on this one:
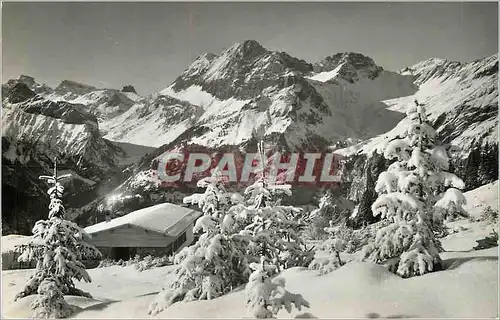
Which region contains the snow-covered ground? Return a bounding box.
[3,181,498,319]
[462,180,499,217]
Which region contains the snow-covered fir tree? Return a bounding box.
[362,100,466,277]
[149,141,313,315]
[30,278,73,319]
[245,256,310,319]
[305,191,335,239]
[149,169,254,315]
[234,140,314,270]
[14,159,101,318]
[322,222,346,265]
[310,191,335,220]
[308,220,348,275]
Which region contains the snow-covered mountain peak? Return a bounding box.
[4,75,53,94]
[311,52,383,83]
[315,52,381,71]
[228,39,268,58]
[169,40,312,101]
[2,82,37,104]
[336,53,498,159]
[193,40,269,83]
[121,85,138,94]
[55,80,97,95]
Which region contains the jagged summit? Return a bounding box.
[4,82,36,104]
[4,75,53,94]
[55,80,97,95]
[168,39,312,100]
[121,85,137,94]
[229,39,268,58]
[315,52,381,71]
[311,52,384,83]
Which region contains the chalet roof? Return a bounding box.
[84,203,201,236]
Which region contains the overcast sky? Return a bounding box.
[3,2,498,94]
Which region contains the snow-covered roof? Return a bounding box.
[1,235,31,253]
[84,203,201,236]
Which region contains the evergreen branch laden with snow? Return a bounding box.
[245,256,310,318]
[14,160,101,318]
[149,142,314,315]
[362,100,465,277]
[149,168,255,315]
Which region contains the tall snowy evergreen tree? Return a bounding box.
[235,141,314,270]
[149,169,255,315]
[14,159,101,318]
[362,100,466,277]
[149,141,313,315]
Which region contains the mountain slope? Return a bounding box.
[70,42,429,225]
[44,80,140,121]
[338,54,498,157]
[1,81,129,234]
[100,94,204,147]
[335,54,498,227]
[146,41,410,149]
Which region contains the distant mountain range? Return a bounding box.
[2,40,497,233]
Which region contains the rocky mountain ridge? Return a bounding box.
[1,80,130,234]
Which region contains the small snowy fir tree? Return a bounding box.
[305,191,336,240]
[434,188,468,221]
[309,192,334,221]
[234,140,314,270]
[362,100,466,277]
[30,278,73,319]
[14,159,101,318]
[149,169,254,315]
[245,256,310,318]
[308,221,347,274]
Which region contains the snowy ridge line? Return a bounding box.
[334,55,498,158]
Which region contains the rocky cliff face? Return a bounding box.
[312,52,384,83]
